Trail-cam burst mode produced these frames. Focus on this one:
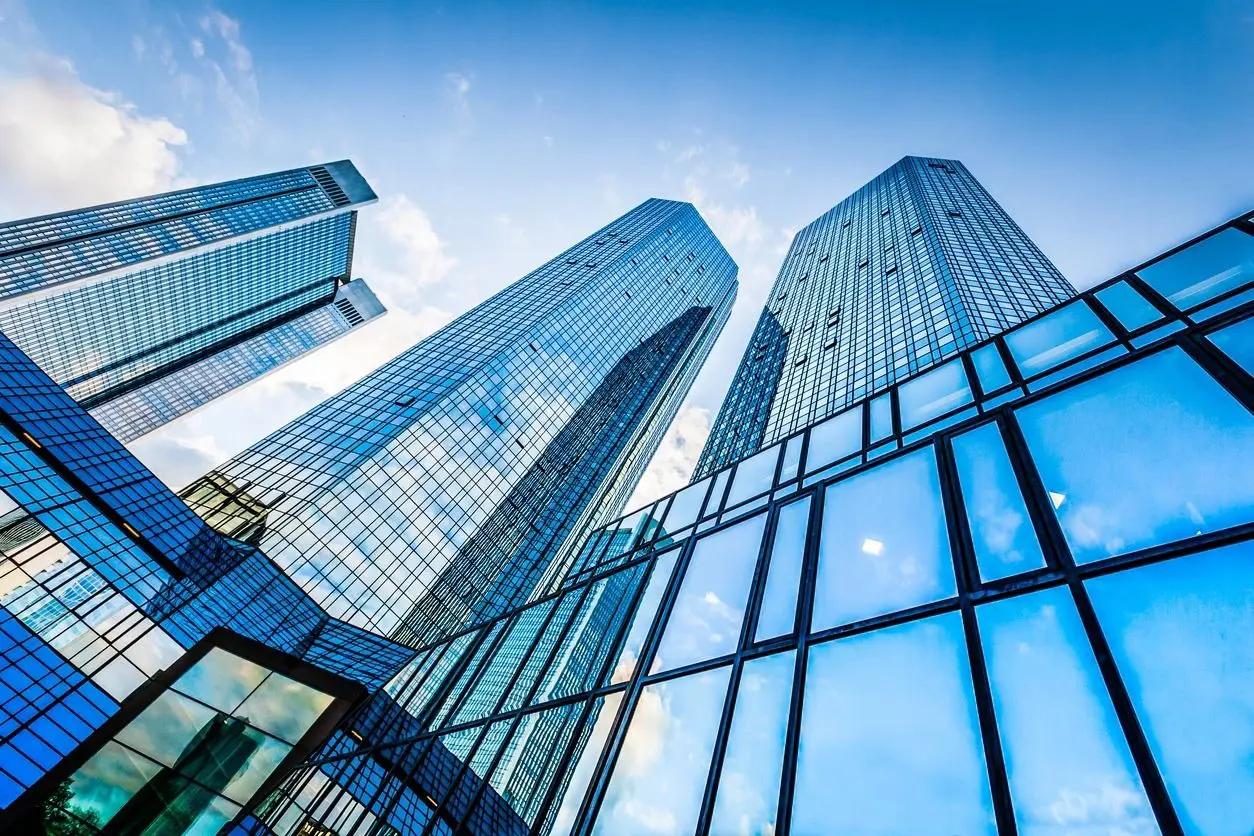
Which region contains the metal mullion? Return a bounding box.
[935,435,1018,834]
[436,617,517,728]
[1178,331,1254,412]
[1123,272,1179,320]
[773,469,824,836]
[1082,293,1133,346]
[570,527,701,835]
[423,719,495,836]
[743,499,787,645]
[415,624,496,731]
[807,595,959,645]
[1000,411,1185,835]
[431,597,570,835]
[527,698,600,836]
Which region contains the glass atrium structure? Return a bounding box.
[0,185,1249,835]
[0,161,382,443]
[697,156,1077,476]
[181,198,738,644]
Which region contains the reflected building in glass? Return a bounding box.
[696,155,1077,476]
[0,161,383,443]
[243,207,1254,835]
[181,198,738,642]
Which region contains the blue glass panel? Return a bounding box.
[1087,541,1254,835]
[972,343,1013,394]
[1207,315,1254,375]
[1095,282,1164,332]
[755,497,810,641]
[869,392,893,442]
[1136,227,1254,309]
[550,694,622,836]
[1016,348,1254,563]
[708,650,794,835]
[609,548,680,684]
[951,423,1046,582]
[804,406,861,473]
[812,448,955,631]
[792,614,995,834]
[978,587,1156,835]
[779,435,803,484]
[662,477,710,533]
[898,359,974,430]
[1004,301,1115,378]
[592,665,731,835]
[726,446,780,507]
[654,513,767,671]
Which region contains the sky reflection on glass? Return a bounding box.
[236,672,334,744]
[804,406,861,472]
[755,497,809,641]
[654,513,766,672]
[951,422,1046,581]
[812,448,954,630]
[1136,227,1254,308]
[663,478,709,533]
[726,446,778,507]
[551,694,622,836]
[1094,282,1163,332]
[791,614,994,835]
[708,650,794,836]
[593,665,731,836]
[897,358,974,429]
[1016,348,1254,563]
[1087,540,1254,835]
[1004,301,1114,377]
[114,690,216,769]
[610,548,680,683]
[971,343,1013,393]
[173,647,269,713]
[978,587,1156,836]
[1206,314,1254,375]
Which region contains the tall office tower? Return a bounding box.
[87,280,385,443]
[696,155,1076,475]
[0,161,382,442]
[182,198,738,642]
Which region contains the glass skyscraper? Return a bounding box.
[180,198,737,642]
[696,156,1076,476]
[0,161,382,443]
[87,280,385,443]
[0,159,1251,836]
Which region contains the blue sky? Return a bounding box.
[0,0,1250,498]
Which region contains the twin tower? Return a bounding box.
[0,156,1070,649]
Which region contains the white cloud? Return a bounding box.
[372,195,459,293]
[196,9,259,142]
[725,160,751,188]
[0,64,188,217]
[627,405,711,510]
[445,71,472,118]
[683,175,764,248]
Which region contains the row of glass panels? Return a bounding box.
[580,216,1254,578]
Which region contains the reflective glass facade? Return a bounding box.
[237,211,1254,836]
[0,161,378,441]
[696,156,1077,476]
[182,199,738,643]
[88,280,385,444]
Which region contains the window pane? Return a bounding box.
[708,651,794,835]
[977,587,1156,836]
[812,448,955,631]
[780,435,802,483]
[173,648,269,714]
[610,548,680,684]
[114,690,216,768]
[1095,282,1163,332]
[1004,301,1115,377]
[805,406,861,472]
[663,477,709,533]
[972,343,1013,393]
[792,614,995,835]
[1136,227,1254,309]
[1086,541,1254,835]
[1016,348,1254,564]
[951,423,1046,582]
[592,665,731,836]
[869,392,893,441]
[654,513,767,672]
[726,446,779,507]
[755,497,810,641]
[550,694,622,836]
[62,740,164,825]
[898,359,974,430]
[1207,315,1254,375]
[236,672,335,744]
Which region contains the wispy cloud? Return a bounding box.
[195,8,260,143]
[445,71,472,120]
